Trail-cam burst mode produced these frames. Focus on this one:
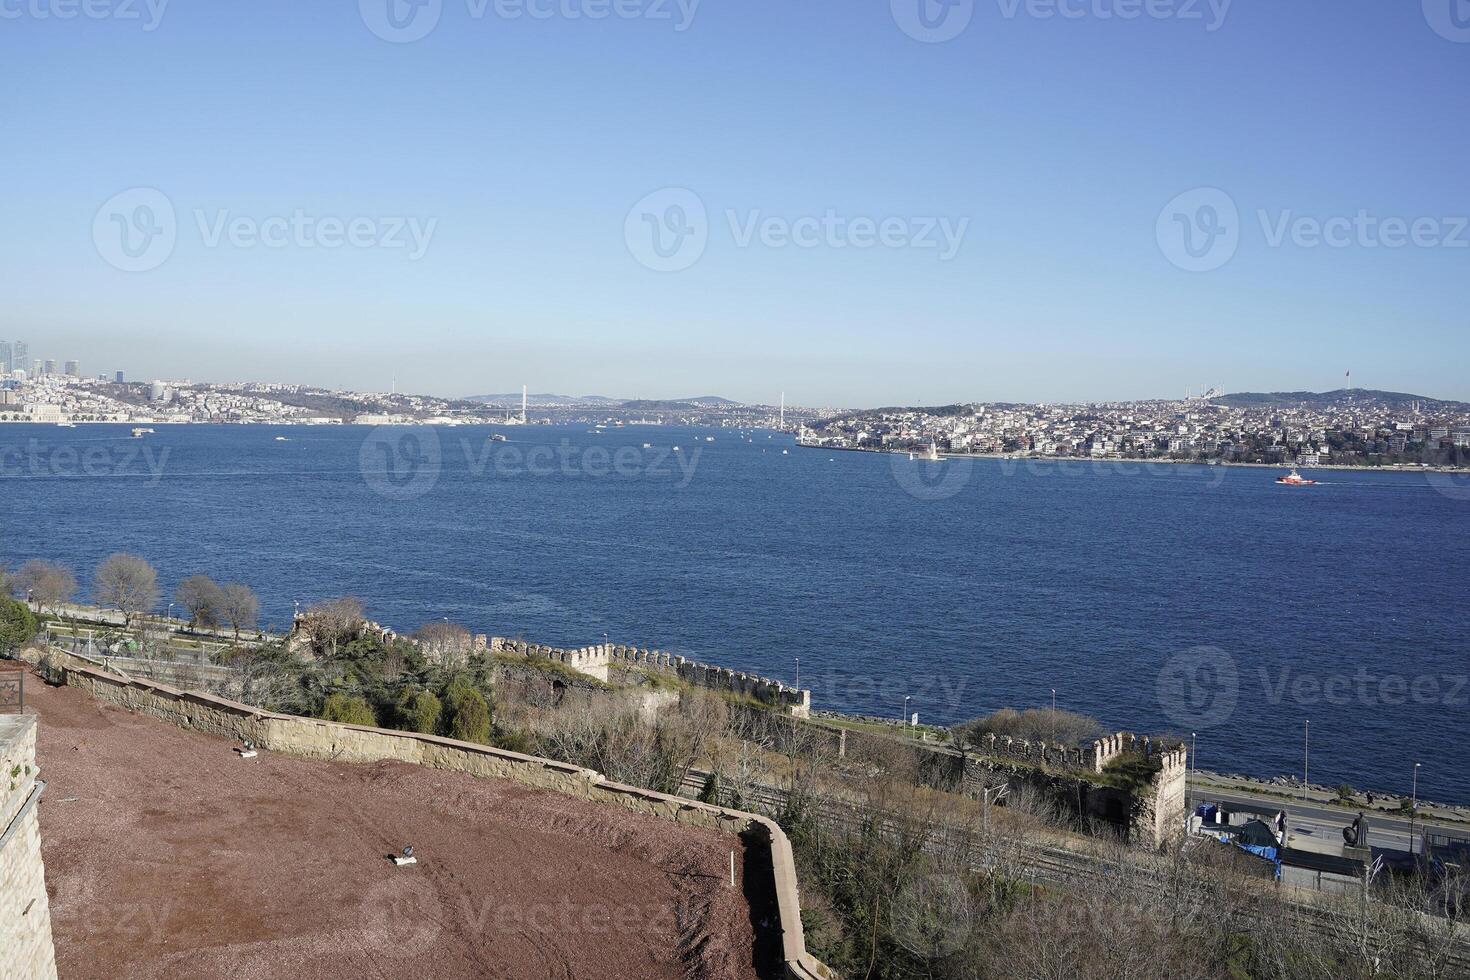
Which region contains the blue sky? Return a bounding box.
[3,0,1467,405]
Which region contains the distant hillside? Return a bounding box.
[619,397,744,410]
[465,393,620,407]
[1214,388,1469,411]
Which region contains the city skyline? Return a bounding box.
[5,334,1470,410]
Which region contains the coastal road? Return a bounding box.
[1187,782,1470,854]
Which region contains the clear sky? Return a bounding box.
[3,0,1467,406]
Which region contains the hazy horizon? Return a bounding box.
[5,1,1467,405]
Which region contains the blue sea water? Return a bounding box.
[3,423,1467,803]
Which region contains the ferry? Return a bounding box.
[1276,468,1317,486]
[57,420,76,428]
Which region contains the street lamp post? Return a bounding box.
[1303,720,1310,803]
[1410,762,1422,856]
[794,657,799,690]
[903,695,911,730]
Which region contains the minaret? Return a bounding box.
[521,385,528,424]
[780,392,785,429]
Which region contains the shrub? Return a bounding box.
[320,692,377,727]
[397,688,442,735]
[959,707,1102,746]
[447,687,491,744]
[492,727,537,755]
[0,596,38,654]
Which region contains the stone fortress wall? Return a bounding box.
[0,713,58,980]
[488,638,813,718]
[958,730,1189,847]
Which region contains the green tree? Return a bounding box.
[0,596,38,654]
[320,691,377,727]
[446,685,491,744]
[397,688,442,735]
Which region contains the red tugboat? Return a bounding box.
[1276,468,1317,486]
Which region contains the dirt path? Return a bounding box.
[26,677,763,980]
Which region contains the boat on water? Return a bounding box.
[131,427,155,438]
[274,436,289,442]
[57,421,76,428]
[641,442,652,449]
[490,433,508,443]
[1276,468,1317,486]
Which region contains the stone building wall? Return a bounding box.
[0,714,58,980]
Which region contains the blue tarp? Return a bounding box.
[1235,842,1282,879]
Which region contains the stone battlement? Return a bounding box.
[488,638,812,718]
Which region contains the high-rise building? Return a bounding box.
[64,360,79,377]
[43,359,56,376]
[0,342,11,373]
[13,342,28,374]
[115,371,125,384]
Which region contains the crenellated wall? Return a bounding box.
[488,638,813,718]
[959,731,1188,848]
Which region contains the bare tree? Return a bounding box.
[175,574,224,628]
[13,559,78,617]
[298,597,365,658]
[413,620,475,667]
[219,583,259,640]
[94,553,160,628]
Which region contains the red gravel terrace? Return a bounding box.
[28,677,768,980]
